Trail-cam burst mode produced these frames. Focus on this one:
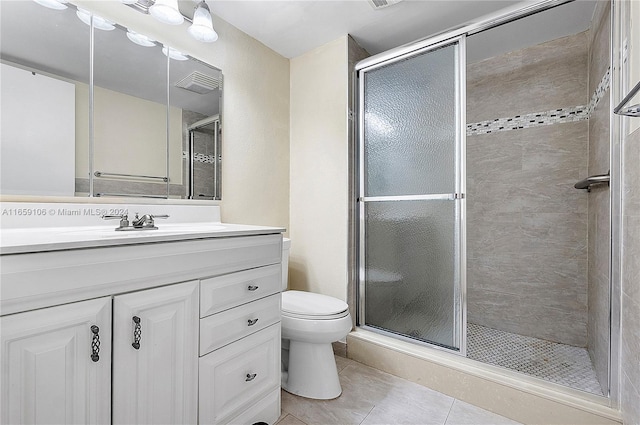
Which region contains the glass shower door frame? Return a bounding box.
[357,35,467,355]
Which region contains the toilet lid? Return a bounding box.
[282,291,349,319]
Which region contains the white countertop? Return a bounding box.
[0,223,285,255]
[0,201,285,254]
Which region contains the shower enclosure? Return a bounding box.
[356,0,611,398]
[358,37,466,352]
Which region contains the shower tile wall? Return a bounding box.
[586,0,611,394]
[622,125,640,424]
[466,32,590,347]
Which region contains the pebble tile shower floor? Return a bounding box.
[466,323,604,395]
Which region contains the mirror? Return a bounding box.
[0,1,222,200]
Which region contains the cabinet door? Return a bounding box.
[112,281,198,425]
[1,297,112,425]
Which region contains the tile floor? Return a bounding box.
[277,353,522,425]
[467,323,604,395]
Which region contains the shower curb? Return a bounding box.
[347,330,622,425]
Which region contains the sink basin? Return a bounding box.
[64,223,227,237]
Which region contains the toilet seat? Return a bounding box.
[282,290,349,320]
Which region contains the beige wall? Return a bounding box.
[289,36,350,300]
[74,1,290,229]
[620,2,640,424]
[75,84,182,185]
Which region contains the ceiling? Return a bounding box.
[181,0,597,59]
[0,0,597,112]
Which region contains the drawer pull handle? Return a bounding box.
[245,373,257,382]
[132,316,142,350]
[247,285,259,291]
[247,318,259,326]
[90,325,100,362]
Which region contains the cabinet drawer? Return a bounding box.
[200,294,280,356]
[199,324,280,425]
[200,264,281,317]
[222,388,280,425]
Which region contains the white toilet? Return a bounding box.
[280,238,352,400]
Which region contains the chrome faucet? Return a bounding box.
[102,213,169,231]
[132,213,169,229]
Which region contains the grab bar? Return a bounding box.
[574,171,609,192]
[94,171,169,182]
[96,193,168,199]
[614,80,640,117]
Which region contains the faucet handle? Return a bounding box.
[102,214,127,220]
[151,214,169,219]
[102,214,130,229]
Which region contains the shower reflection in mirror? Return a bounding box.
[186,115,221,200]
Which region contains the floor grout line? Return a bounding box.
[442,398,455,425]
[358,404,377,425]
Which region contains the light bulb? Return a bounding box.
[127,30,156,47]
[33,0,68,10]
[76,8,115,31]
[162,46,189,61]
[149,0,184,25]
[188,1,218,43]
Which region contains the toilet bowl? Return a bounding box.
[280,239,353,400]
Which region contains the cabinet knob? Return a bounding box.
[247,285,259,291]
[245,373,257,382]
[247,318,259,326]
[90,325,100,362]
[132,316,142,350]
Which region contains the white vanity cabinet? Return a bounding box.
[0,297,112,425]
[112,281,199,425]
[0,282,199,425]
[198,265,282,425]
[1,231,283,425]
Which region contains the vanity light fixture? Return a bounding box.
[127,30,157,47]
[33,0,67,10]
[162,46,189,61]
[123,0,219,44]
[149,0,184,25]
[76,8,116,31]
[187,1,218,43]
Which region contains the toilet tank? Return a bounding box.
[282,238,291,291]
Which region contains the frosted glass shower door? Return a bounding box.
[358,37,465,352]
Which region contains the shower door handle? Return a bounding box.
[359,193,461,202]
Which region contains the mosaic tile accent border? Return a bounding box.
[467,106,589,135]
[467,323,604,395]
[467,68,610,136]
[182,151,216,164]
[587,67,610,115]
